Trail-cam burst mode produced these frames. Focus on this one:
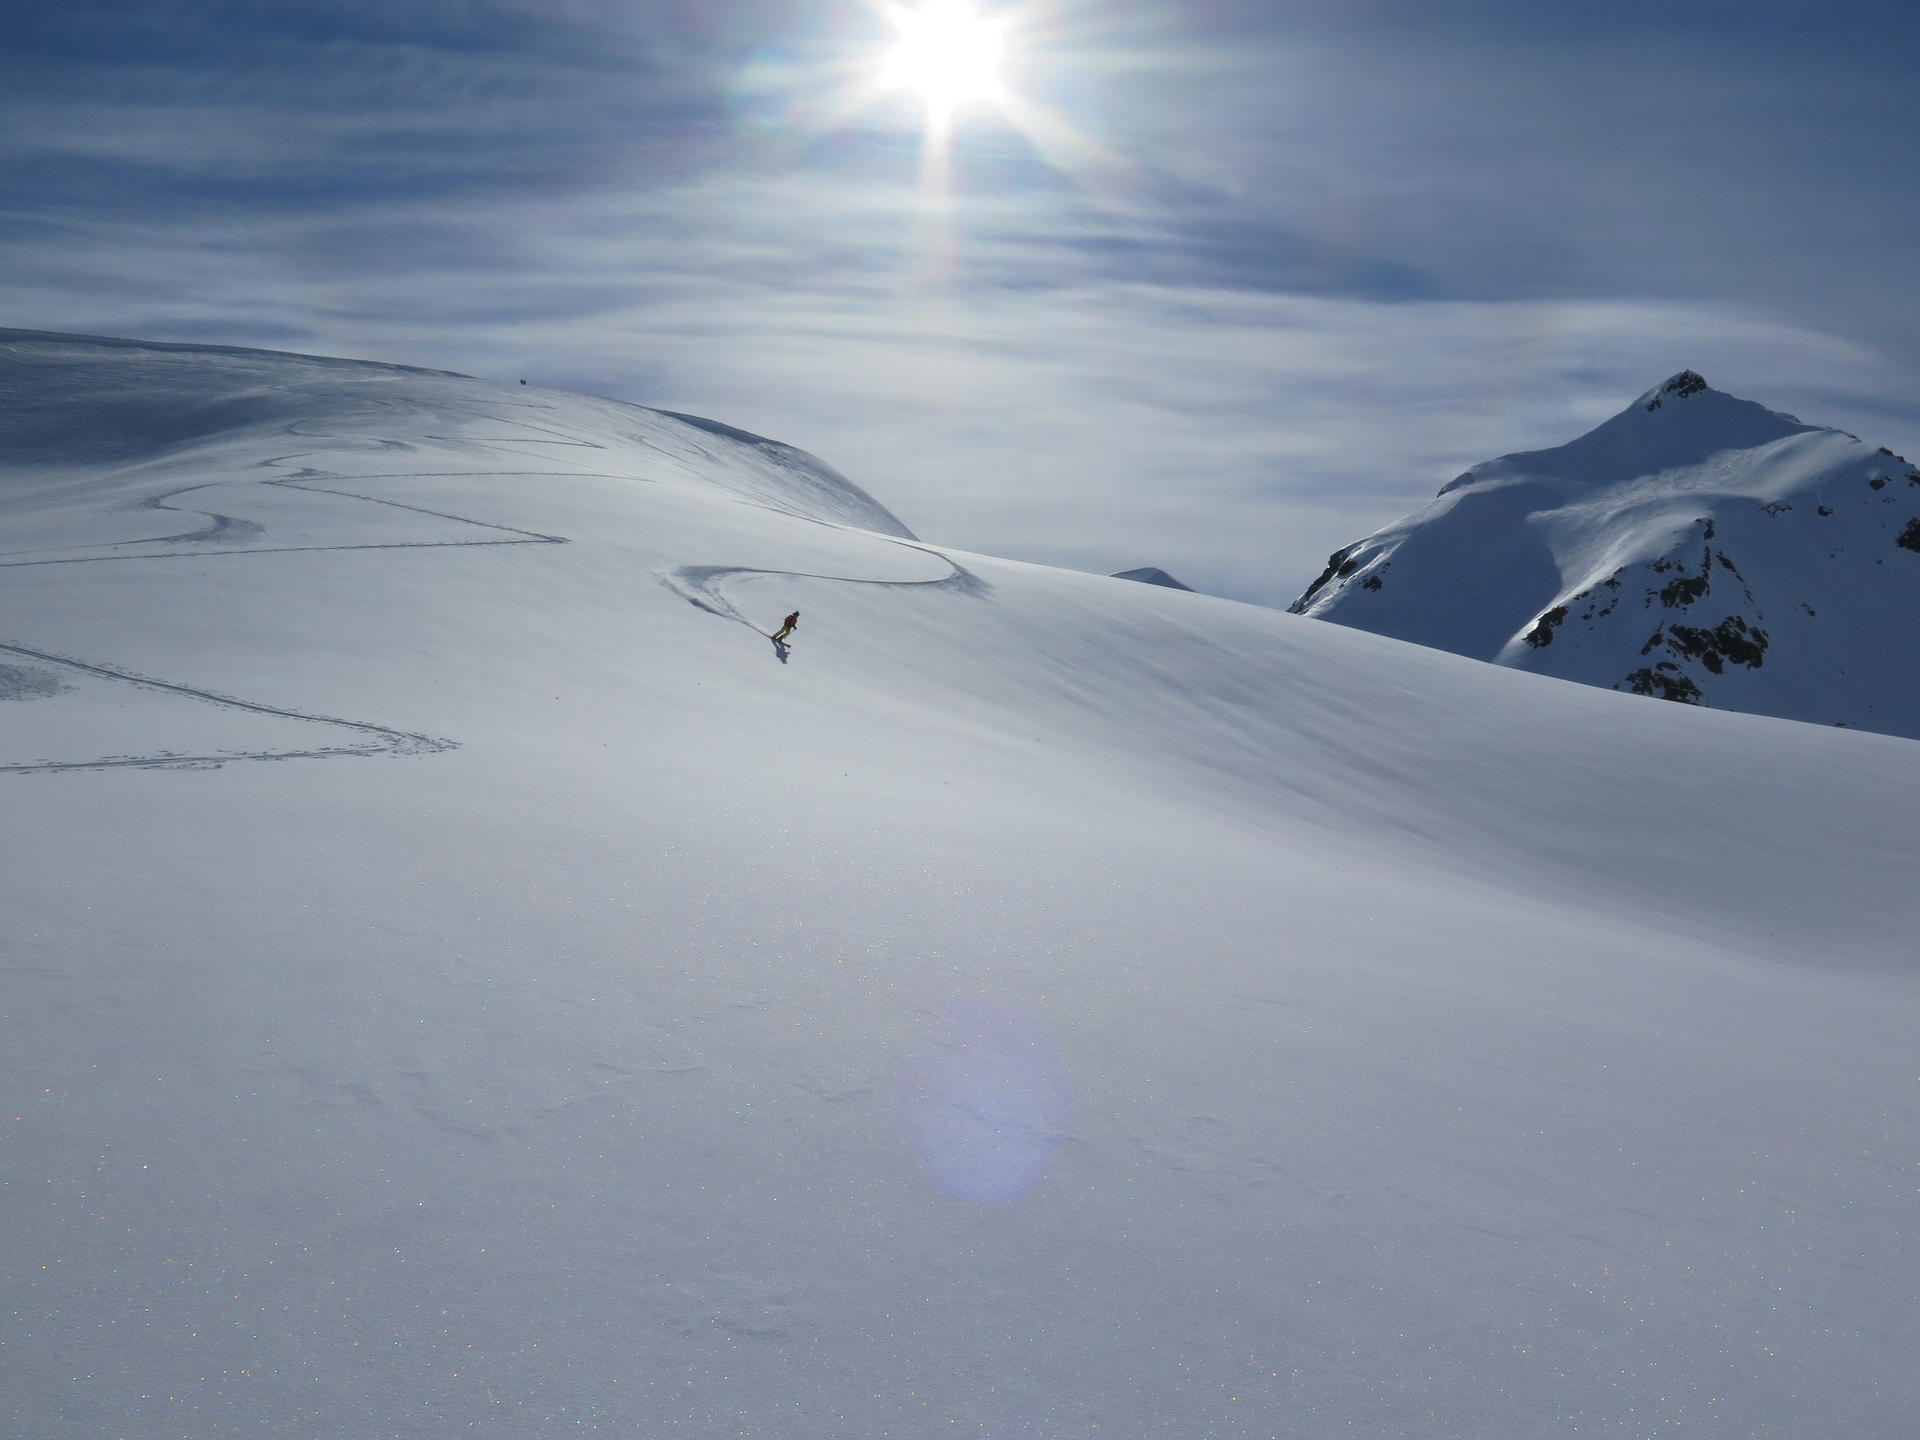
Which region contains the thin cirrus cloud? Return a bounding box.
[5,1,1920,602]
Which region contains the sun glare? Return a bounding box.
[844,0,1114,290]
[881,1,1008,121]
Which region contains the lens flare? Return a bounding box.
[900,998,1074,1204]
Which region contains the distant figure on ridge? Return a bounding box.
[772,611,799,644]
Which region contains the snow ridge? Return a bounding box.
[1111,566,1195,591]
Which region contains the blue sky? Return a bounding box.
[6,0,1919,603]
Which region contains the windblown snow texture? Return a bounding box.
[1292,370,1920,738]
[5,331,1919,1440]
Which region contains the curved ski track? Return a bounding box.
[662,535,990,634]
[0,395,601,567]
[2,394,622,774]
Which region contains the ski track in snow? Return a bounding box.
[662,535,989,635]
[0,395,607,773]
[5,391,962,771]
[0,640,455,774]
[0,395,584,567]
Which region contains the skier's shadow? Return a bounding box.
[769,636,791,664]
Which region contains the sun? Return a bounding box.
[880,1,1009,122]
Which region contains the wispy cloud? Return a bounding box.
[6,0,1920,602]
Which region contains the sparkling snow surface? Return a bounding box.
[4,331,1918,1438]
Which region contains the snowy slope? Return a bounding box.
[4,331,1920,1440]
[1292,371,1920,739]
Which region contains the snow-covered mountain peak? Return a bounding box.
[1437,370,1819,499]
[1111,565,1195,590]
[1294,374,1920,737]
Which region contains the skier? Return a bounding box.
[772,611,799,644]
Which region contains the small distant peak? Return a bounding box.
[1644,370,1709,411]
[1113,567,1195,591]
